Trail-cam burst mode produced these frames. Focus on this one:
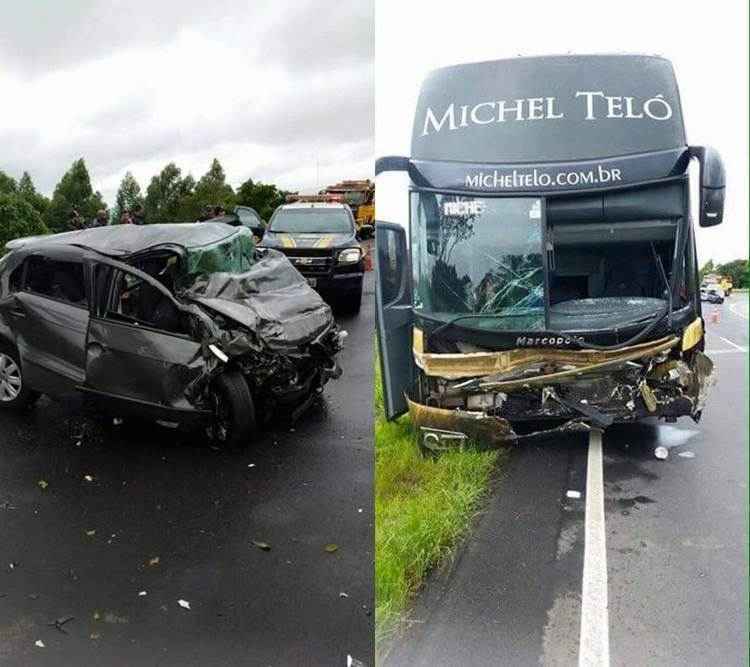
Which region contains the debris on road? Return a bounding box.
[324,544,339,553]
[37,480,48,490]
[339,592,349,598]
[654,446,669,460]
[148,556,160,566]
[34,640,45,648]
[83,474,94,482]
[566,490,582,499]
[48,616,75,634]
[8,561,19,570]
[112,418,124,426]
[252,540,272,551]
[678,451,696,459]
[178,599,191,610]
[103,612,128,624]
[247,463,256,468]
[138,591,147,597]
[85,529,96,537]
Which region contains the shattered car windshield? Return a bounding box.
[411,193,545,331]
[184,228,255,277]
[269,209,352,234]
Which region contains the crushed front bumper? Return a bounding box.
[408,331,715,453]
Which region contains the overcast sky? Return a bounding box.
[376,0,748,264]
[0,0,373,205]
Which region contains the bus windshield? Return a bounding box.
[411,193,546,331]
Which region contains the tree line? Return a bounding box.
[0,157,290,249]
[699,258,750,289]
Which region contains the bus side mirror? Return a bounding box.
[690,146,725,227]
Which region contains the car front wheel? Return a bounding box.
[210,370,257,450]
[0,346,39,410]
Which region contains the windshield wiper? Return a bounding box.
[650,242,672,326]
[426,312,530,345]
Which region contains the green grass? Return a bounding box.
[374,357,501,649]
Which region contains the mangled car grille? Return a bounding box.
[278,249,334,277]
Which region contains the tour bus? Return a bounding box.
[375,55,725,451]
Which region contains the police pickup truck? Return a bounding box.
[260,199,372,313]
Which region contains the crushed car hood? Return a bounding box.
[183,249,334,350]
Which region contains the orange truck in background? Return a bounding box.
[319,180,374,229]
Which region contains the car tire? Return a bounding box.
[0,345,39,411]
[211,370,257,450]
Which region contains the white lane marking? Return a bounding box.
[579,429,610,667]
[729,300,749,320]
[717,335,746,352]
[706,348,748,355]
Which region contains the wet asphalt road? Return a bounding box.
[0,273,374,666]
[387,294,748,666]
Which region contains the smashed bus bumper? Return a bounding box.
[408,323,715,453]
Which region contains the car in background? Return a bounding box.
[260,199,372,314]
[700,286,725,304]
[208,206,266,241]
[0,224,343,448]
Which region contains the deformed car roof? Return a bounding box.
[5,223,242,257]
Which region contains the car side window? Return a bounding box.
[105,269,189,336]
[9,264,25,293]
[25,256,87,306]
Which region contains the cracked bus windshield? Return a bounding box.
[411,193,545,331]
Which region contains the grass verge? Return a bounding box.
[374,360,501,648]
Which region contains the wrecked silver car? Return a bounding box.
[375,55,724,453]
[0,223,344,448]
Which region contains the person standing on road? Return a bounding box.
[198,204,213,222]
[131,204,146,225]
[87,209,109,228]
[68,207,85,230]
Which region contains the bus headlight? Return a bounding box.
[337,248,361,265]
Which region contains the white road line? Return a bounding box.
[729,301,749,320]
[717,335,746,352]
[579,429,610,667]
[706,348,748,355]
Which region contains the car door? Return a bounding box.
[81,259,208,421]
[375,221,414,420]
[235,206,266,240]
[0,251,90,395]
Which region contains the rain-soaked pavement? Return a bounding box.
[386,293,748,666]
[0,273,375,666]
